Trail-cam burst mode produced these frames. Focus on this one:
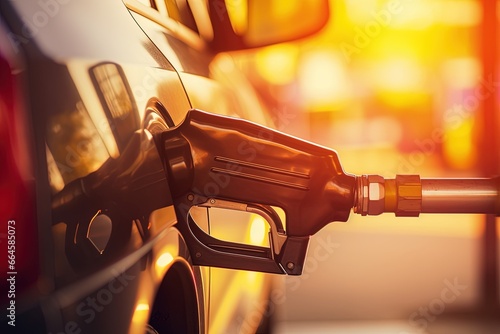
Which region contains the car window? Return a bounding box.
[127,2,211,75]
[162,0,198,33]
[141,0,199,34]
[46,101,112,191]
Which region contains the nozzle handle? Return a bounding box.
[159,109,357,274]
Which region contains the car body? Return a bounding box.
[0,0,327,333]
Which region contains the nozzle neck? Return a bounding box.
[354,174,422,217]
[354,174,500,216]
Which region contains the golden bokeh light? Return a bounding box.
[255,43,299,85]
[249,215,267,245]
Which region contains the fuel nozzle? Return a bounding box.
[50,109,500,276]
[354,174,500,216]
[155,109,500,275]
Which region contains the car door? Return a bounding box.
[124,1,274,332]
[1,0,202,332]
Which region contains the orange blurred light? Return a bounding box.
[271,0,301,21]
[441,58,481,90]
[344,0,481,29]
[249,215,267,245]
[443,116,477,170]
[132,302,150,327]
[155,252,174,270]
[225,0,248,35]
[209,270,266,334]
[368,58,430,108]
[372,58,426,92]
[298,50,350,111]
[255,44,298,85]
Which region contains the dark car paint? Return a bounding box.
[0,0,225,332]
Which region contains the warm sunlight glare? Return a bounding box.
[249,215,267,245]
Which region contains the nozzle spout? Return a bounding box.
[354,175,500,216]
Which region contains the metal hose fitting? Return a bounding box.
[354,175,500,216]
[355,174,422,216]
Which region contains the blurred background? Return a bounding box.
[219,0,500,333]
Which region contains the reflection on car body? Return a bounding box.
[0,0,328,332]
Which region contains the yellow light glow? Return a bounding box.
[209,271,245,334]
[210,270,266,334]
[443,116,477,170]
[246,270,258,284]
[155,252,174,272]
[363,0,481,29]
[249,215,267,245]
[135,303,150,312]
[385,0,435,29]
[298,50,350,111]
[271,0,300,21]
[441,58,481,90]
[132,302,150,326]
[256,44,298,85]
[225,0,248,35]
[188,0,214,40]
[344,0,381,24]
[372,58,426,92]
[437,0,481,26]
[370,58,429,108]
[378,91,430,109]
